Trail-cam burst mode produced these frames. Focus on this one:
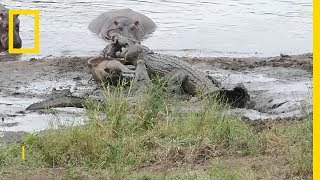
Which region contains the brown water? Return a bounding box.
[1,0,312,59]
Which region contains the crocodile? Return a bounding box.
[26,37,249,110]
[106,34,221,95]
[26,88,87,110]
[106,34,250,107]
[26,97,86,110]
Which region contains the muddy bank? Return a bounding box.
[0,53,312,144]
[182,53,312,72]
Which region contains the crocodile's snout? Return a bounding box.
[111,34,139,47]
[110,34,118,42]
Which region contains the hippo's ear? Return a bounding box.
[113,21,118,26]
[134,21,139,26]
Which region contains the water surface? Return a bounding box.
[2,0,312,60]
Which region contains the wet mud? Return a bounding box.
[0,53,312,144]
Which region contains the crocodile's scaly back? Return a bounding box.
[115,38,220,95]
[139,51,219,95]
[108,34,220,95]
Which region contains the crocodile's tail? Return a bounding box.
[26,97,86,110]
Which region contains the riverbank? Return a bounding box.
[0,80,312,179]
[0,53,313,179]
[0,53,312,141]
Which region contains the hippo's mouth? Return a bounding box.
[103,28,119,40]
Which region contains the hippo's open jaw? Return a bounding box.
[105,28,118,40]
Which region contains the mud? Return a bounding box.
[0,53,312,144]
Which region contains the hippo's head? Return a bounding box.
[103,17,145,42]
[0,11,22,51]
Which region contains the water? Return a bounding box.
[1,0,312,60]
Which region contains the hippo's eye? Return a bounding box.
[131,26,138,32]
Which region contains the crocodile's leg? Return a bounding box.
[132,60,150,93]
[165,71,189,94]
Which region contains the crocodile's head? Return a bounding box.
[109,34,145,65]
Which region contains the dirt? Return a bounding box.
[0,53,312,145]
[4,143,310,179]
[0,56,92,146]
[182,53,312,72]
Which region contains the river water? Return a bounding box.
[2,0,312,59]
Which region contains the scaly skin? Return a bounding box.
[110,34,220,95]
[26,97,85,110]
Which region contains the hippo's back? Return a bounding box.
[88,8,156,35]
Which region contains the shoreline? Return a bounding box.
[0,53,313,145]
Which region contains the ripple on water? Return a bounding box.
[2,0,312,60]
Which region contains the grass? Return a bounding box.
[0,78,312,179]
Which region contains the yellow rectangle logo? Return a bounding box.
[8,9,40,54]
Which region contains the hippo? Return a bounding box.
[0,4,22,51]
[88,8,156,42]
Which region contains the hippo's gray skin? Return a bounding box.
[0,4,22,51]
[88,8,156,42]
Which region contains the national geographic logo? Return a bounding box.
[9,9,39,54]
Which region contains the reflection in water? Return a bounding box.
[0,0,312,60]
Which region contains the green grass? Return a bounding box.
[269,115,312,178]
[0,78,312,179]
